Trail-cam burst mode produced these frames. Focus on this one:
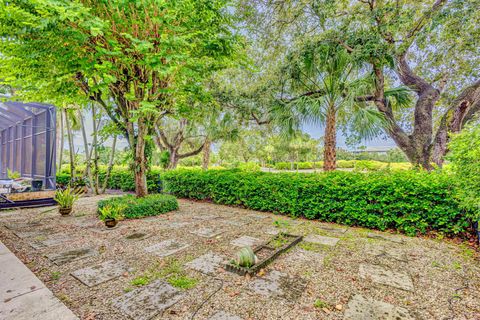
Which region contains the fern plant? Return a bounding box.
[54,187,80,208]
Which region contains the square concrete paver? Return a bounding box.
[29,234,72,250]
[193,214,219,221]
[248,270,307,301]
[304,234,340,247]
[209,311,242,320]
[46,248,97,266]
[13,230,47,239]
[359,264,414,291]
[283,248,325,265]
[230,236,262,247]
[222,219,249,227]
[317,224,348,235]
[71,260,129,287]
[190,228,223,238]
[112,279,183,320]
[364,244,407,261]
[168,222,192,229]
[186,253,225,275]
[125,232,151,241]
[344,294,414,320]
[144,239,190,257]
[367,233,405,244]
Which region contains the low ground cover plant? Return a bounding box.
[162,169,470,236]
[97,194,178,219]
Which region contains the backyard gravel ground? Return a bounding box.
[1,194,479,320]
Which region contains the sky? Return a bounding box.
[302,122,396,150]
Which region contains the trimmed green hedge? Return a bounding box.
[162,169,470,236]
[97,194,178,219]
[274,160,412,171]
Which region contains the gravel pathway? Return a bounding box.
[0,194,479,320]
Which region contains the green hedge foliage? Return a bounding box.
[162,169,470,236]
[97,194,178,219]
[274,160,412,171]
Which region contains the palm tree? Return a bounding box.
[279,42,403,171]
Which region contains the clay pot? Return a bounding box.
[59,207,72,216]
[105,219,118,228]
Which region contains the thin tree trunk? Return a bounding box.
[91,105,100,195]
[134,119,148,197]
[64,109,76,181]
[101,135,117,194]
[202,138,211,170]
[79,109,94,192]
[58,109,64,171]
[323,104,337,171]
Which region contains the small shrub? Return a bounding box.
[97,194,178,219]
[54,187,81,208]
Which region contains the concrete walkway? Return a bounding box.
[0,241,78,320]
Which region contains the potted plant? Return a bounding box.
[98,205,125,228]
[54,187,80,215]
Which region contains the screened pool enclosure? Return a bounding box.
[0,100,56,208]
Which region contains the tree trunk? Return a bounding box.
[64,109,76,181]
[168,148,179,169]
[58,108,64,171]
[202,138,211,170]
[101,135,117,194]
[91,105,100,195]
[432,80,480,166]
[134,119,148,197]
[323,104,337,171]
[79,109,94,192]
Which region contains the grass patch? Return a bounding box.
[128,258,198,290]
[313,299,330,309]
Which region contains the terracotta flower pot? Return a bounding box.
[59,207,72,216]
[105,219,118,228]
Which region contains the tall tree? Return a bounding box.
[0,0,241,196]
[237,0,480,169]
[282,42,386,171]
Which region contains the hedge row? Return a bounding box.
[162,169,470,236]
[97,194,178,219]
[273,160,412,171]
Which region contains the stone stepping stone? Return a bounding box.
[5,221,43,230]
[222,219,249,227]
[304,234,340,247]
[248,270,306,301]
[367,233,404,244]
[13,230,47,239]
[46,248,97,266]
[265,228,284,236]
[246,213,268,220]
[190,227,223,238]
[364,244,407,262]
[317,224,347,235]
[168,222,192,229]
[29,234,72,250]
[209,311,243,320]
[71,260,129,287]
[283,248,324,265]
[186,253,225,275]
[359,264,414,291]
[230,236,262,247]
[125,232,150,241]
[193,214,219,221]
[144,239,190,257]
[112,279,184,320]
[344,294,414,320]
